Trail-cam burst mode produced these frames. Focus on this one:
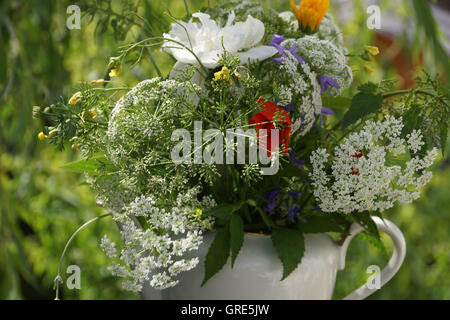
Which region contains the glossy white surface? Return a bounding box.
[139,217,406,300]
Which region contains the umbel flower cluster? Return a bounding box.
[34,0,448,293]
[310,116,438,214]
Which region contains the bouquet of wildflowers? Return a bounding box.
[35,0,449,293]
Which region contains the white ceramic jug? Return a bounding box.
[139,217,406,300]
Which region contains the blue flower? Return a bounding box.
[288,43,307,64]
[318,107,334,127]
[270,35,306,65]
[281,104,295,113]
[287,205,301,223]
[319,75,340,94]
[320,107,334,115]
[289,150,305,169]
[270,34,285,46]
[288,191,301,199]
[263,188,281,215]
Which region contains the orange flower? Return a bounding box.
[290,0,330,34]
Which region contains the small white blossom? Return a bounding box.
[100,235,117,258]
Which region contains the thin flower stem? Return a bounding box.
[53,213,112,300]
[183,0,190,18]
[383,89,450,110]
[146,47,163,78]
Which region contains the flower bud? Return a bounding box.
[68,92,82,105]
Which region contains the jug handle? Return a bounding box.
[338,216,406,300]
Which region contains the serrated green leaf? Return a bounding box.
[229,215,244,267]
[297,215,345,233]
[202,227,230,286]
[401,106,422,136]
[358,232,389,258]
[203,202,242,220]
[60,156,115,174]
[358,82,378,94]
[342,92,383,130]
[271,228,305,280]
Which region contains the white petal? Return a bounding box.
[170,47,199,66]
[241,15,265,49]
[238,46,278,65]
[226,11,236,27]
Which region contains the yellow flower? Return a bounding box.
[88,108,99,119]
[68,91,82,105]
[90,79,105,85]
[364,45,380,57]
[38,132,48,140]
[71,141,79,151]
[109,67,121,78]
[214,66,231,82]
[290,0,329,34]
[234,71,241,79]
[363,62,376,75]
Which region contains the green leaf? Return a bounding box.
[401,106,422,137]
[255,207,277,228]
[350,212,380,240]
[298,215,345,233]
[203,202,242,220]
[358,232,389,258]
[342,92,383,130]
[229,215,244,267]
[278,162,305,178]
[60,156,115,174]
[271,228,305,280]
[202,227,230,286]
[358,82,378,94]
[321,96,352,110]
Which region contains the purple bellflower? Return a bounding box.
[319,75,340,94]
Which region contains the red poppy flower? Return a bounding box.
[249,98,291,156]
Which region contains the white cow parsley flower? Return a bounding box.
[289,36,353,95]
[310,116,438,214]
[274,52,322,136]
[278,11,299,31]
[162,12,277,69]
[103,189,216,291]
[100,235,117,258]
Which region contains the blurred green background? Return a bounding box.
[0,0,448,300]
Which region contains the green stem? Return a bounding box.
[53,213,112,300]
[183,0,190,18]
[146,48,162,78]
[382,89,450,110]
